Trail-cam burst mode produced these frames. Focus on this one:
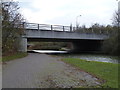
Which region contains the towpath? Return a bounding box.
[3,53,101,88]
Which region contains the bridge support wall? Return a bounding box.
[19,37,27,52]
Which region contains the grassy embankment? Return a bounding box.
[62,58,119,88]
[2,52,28,62]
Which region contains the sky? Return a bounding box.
[14,0,118,27]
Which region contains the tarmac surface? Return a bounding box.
[2,53,101,88]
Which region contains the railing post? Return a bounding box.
[38,24,39,30]
[51,25,53,30]
[70,26,72,32]
[63,26,64,31]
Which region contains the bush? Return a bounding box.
[102,28,119,56]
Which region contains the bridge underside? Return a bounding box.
[71,40,103,53]
[27,38,71,42]
[27,37,98,42]
[26,37,103,53]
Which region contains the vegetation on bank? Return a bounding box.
[2,52,28,62]
[62,58,119,88]
[102,28,119,56]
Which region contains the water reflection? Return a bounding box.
[32,50,68,54]
[29,50,119,64]
[60,54,119,64]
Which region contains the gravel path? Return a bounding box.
[3,53,101,88]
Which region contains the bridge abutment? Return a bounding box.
[19,37,27,52]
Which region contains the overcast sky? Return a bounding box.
[15,0,118,27]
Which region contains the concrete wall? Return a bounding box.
[19,37,27,52]
[25,29,109,40]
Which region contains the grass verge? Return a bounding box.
[62,58,119,88]
[2,52,28,62]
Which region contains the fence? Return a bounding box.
[24,23,72,32]
[23,23,110,34]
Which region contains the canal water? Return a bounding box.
[32,50,67,54]
[59,54,119,64]
[31,50,119,64]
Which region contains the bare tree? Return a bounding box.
[2,1,25,55]
[112,11,120,27]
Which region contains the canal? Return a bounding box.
[31,50,119,64]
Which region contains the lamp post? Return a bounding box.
[76,15,82,30]
[118,1,120,28]
[116,0,120,27]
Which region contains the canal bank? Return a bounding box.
[61,58,119,88]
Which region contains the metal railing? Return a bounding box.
[24,23,72,32]
[23,23,110,34]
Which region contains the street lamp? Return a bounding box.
[76,15,82,30]
[116,0,120,29]
[118,1,120,27]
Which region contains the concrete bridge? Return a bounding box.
[20,23,109,52]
